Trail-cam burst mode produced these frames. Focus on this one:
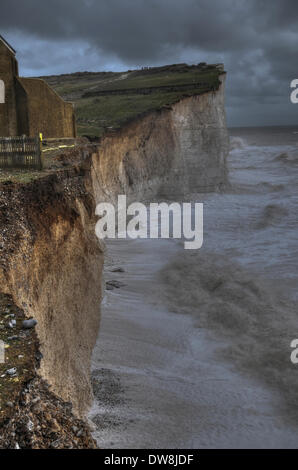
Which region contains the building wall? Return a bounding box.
[64,102,77,138]
[15,79,29,136]
[0,39,76,138]
[0,41,19,136]
[17,78,76,138]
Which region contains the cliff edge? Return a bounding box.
[0,71,229,448]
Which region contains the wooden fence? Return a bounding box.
[0,136,42,170]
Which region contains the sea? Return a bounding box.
[89,126,298,449]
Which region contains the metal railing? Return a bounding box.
[0,135,42,170]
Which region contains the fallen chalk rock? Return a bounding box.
[8,320,16,329]
[22,319,37,329]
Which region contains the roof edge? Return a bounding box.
[0,34,16,54]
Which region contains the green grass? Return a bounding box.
[0,151,66,183]
[43,63,224,138]
[84,69,218,92]
[0,170,46,184]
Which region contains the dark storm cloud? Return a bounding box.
[0,0,255,60]
[1,0,298,125]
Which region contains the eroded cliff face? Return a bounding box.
[91,75,229,203]
[0,169,103,418]
[0,76,229,446]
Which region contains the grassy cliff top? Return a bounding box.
[0,63,224,183]
[42,63,225,139]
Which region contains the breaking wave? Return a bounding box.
[255,204,289,229]
[275,151,298,165]
[255,182,285,193]
[228,182,285,196]
[160,251,298,420]
[229,136,247,150]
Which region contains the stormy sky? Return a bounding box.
[1,0,298,126]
